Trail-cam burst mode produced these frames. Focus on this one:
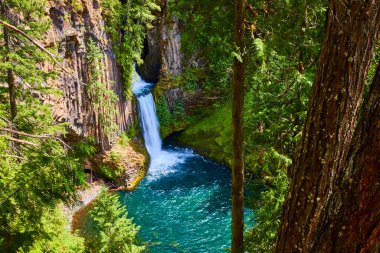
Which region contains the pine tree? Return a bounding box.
[90,191,145,253]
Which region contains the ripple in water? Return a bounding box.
[119,145,252,253]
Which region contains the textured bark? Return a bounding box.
[336,65,380,252]
[307,64,380,253]
[3,26,16,121]
[231,0,246,252]
[5,231,11,253]
[276,0,380,252]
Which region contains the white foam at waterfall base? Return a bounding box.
[147,149,195,181]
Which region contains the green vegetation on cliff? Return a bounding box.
[154,87,190,138]
[86,38,119,139]
[101,0,160,98]
[178,104,232,166]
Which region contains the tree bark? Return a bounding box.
[6,230,11,253]
[307,64,380,252]
[231,0,246,252]
[276,0,380,252]
[3,27,17,121]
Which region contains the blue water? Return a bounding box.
[119,144,251,253]
[125,70,252,252]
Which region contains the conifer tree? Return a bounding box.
[90,191,145,253]
[275,0,380,251]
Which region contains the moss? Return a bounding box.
[125,161,148,191]
[91,132,149,189]
[154,75,180,94]
[68,0,83,13]
[125,136,149,191]
[154,92,190,138]
[178,103,233,167]
[153,68,220,138]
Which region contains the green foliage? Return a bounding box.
[178,104,232,166]
[243,0,325,251]
[169,0,233,94]
[68,0,84,13]
[155,94,189,138]
[96,165,116,180]
[244,149,290,252]
[0,1,88,250]
[179,68,205,91]
[0,98,86,251]
[94,151,125,180]
[127,122,139,140]
[89,191,145,253]
[118,132,130,147]
[23,208,85,253]
[73,137,97,162]
[86,39,118,139]
[171,0,326,251]
[101,0,160,98]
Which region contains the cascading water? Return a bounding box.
[132,71,185,179]
[126,69,253,252]
[135,93,162,158]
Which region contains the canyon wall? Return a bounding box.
[138,0,183,82]
[43,0,134,150]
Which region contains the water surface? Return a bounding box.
[120,145,235,253]
[125,70,252,252]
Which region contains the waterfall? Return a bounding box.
[132,69,191,180]
[132,71,162,159]
[136,94,162,158]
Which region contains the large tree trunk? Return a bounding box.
[275,0,380,252]
[333,64,380,252]
[231,0,246,252]
[308,64,380,252]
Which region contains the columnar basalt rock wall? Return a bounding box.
[43,0,134,150]
[138,0,183,82]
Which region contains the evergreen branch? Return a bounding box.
[0,19,84,85]
[0,154,27,160]
[0,171,40,206]
[0,127,50,138]
[0,184,24,206]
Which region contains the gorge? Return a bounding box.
[125,71,252,252]
[1,0,379,252]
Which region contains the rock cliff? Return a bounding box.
[137,0,183,82]
[43,0,134,150]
